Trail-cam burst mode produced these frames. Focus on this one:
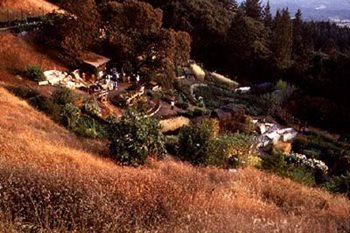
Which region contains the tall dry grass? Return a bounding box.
[0,86,350,232]
[0,32,64,74]
[0,0,61,22]
[160,116,190,132]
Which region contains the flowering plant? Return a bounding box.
[285,152,328,173]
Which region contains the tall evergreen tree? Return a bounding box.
[271,8,293,69]
[244,0,262,20]
[292,9,313,70]
[262,0,272,28]
[219,0,238,11]
[292,9,304,59]
[227,11,271,79]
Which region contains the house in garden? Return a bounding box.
[80,52,110,79]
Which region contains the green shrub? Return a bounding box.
[283,166,316,186]
[178,121,214,165]
[276,79,288,90]
[206,134,255,168]
[28,95,60,115]
[175,94,189,110]
[109,110,166,166]
[261,150,287,172]
[61,103,81,128]
[26,64,45,82]
[165,135,178,155]
[84,99,102,118]
[61,103,106,138]
[52,87,76,105]
[183,107,209,118]
[260,83,296,115]
[178,121,257,168]
[325,172,350,198]
[8,86,40,99]
[73,115,107,138]
[176,66,185,77]
[301,132,350,168]
[262,150,321,186]
[146,90,163,101]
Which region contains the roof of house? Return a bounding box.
[81,52,110,68]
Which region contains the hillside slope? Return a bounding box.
[0,0,61,22]
[0,87,350,232]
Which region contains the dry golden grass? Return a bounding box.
[0,32,66,93]
[160,116,190,132]
[211,72,239,88]
[0,86,350,232]
[0,0,61,22]
[0,32,64,73]
[190,63,205,80]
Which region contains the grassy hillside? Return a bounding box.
[0,32,66,95]
[0,0,61,22]
[0,87,349,232]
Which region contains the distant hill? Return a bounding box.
[269,0,350,21]
[238,0,350,24]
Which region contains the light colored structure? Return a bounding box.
[80,52,110,76]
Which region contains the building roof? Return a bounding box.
[81,52,110,68]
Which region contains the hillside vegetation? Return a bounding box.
[0,87,350,232]
[0,32,65,88]
[0,0,61,22]
[1,0,350,232]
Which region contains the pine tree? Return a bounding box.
[220,0,238,11]
[228,11,270,64]
[271,8,293,69]
[244,0,262,20]
[262,0,272,28]
[292,9,313,70]
[292,9,304,59]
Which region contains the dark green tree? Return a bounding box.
[109,110,166,166]
[262,0,272,28]
[178,121,214,165]
[101,0,191,87]
[243,0,262,20]
[292,9,313,71]
[271,8,293,69]
[219,0,238,11]
[143,0,232,72]
[227,11,271,72]
[43,0,101,65]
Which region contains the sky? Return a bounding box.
[238,0,350,21]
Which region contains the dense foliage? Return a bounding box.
[141,0,350,133]
[43,0,191,88]
[26,64,45,82]
[178,121,257,168]
[52,87,76,105]
[42,0,350,195]
[109,110,166,166]
[326,172,350,198]
[43,0,350,132]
